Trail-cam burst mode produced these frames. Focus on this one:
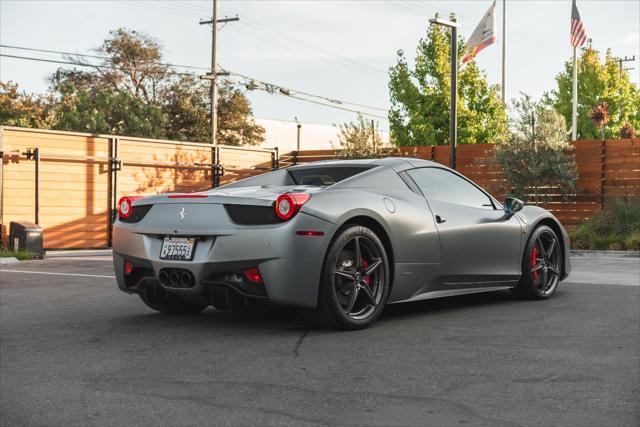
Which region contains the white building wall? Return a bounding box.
[255,118,389,153]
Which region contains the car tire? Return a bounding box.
[513,225,563,300]
[139,287,208,314]
[304,225,390,330]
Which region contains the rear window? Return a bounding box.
[288,166,374,186]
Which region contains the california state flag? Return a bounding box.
[462,1,497,64]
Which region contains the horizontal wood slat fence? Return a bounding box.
[1,126,638,249]
[280,139,639,227]
[0,127,277,249]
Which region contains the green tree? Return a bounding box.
[53,81,166,138]
[216,81,265,146]
[0,82,56,128]
[545,46,640,139]
[163,75,210,142]
[490,94,578,203]
[2,28,264,145]
[333,115,385,159]
[388,15,507,146]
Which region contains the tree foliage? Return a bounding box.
[53,81,166,138]
[216,82,265,146]
[334,116,386,159]
[1,28,264,145]
[0,82,56,128]
[490,94,578,203]
[388,15,507,146]
[545,46,640,139]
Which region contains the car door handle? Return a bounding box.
[435,215,446,224]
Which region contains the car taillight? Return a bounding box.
[244,268,263,284]
[117,196,144,219]
[275,193,311,221]
[124,261,133,276]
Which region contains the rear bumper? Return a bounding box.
[112,211,337,309]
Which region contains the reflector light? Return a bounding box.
[117,196,144,219]
[168,194,208,199]
[296,231,325,237]
[275,193,311,220]
[124,261,133,276]
[244,268,263,284]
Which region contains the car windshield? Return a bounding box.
[288,166,374,186]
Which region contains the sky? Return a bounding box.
[1,0,639,131]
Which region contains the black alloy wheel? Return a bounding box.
[514,225,563,299]
[306,225,390,329]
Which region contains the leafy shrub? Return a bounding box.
[619,122,636,139]
[489,94,578,203]
[569,198,640,251]
[0,247,36,260]
[334,116,403,159]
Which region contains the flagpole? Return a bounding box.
[501,0,506,103]
[571,45,578,140]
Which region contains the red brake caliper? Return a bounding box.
[360,258,371,285]
[530,247,539,280]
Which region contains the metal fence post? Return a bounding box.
[34,148,40,225]
[214,146,221,187]
[600,140,606,209]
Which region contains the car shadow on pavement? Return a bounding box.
[381,290,521,320]
[111,289,543,333]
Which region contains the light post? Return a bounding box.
[429,17,460,170]
[294,117,302,152]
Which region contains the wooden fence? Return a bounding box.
[1,126,638,249]
[280,139,640,226]
[0,127,277,249]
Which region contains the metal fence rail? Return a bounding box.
[0,127,279,249]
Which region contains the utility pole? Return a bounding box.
[571,45,578,141]
[199,0,238,146]
[618,55,636,72]
[501,0,506,103]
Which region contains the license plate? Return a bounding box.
[160,237,196,261]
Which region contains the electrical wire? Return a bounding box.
[1,44,388,111]
[0,53,196,76]
[128,0,388,77]
[1,52,389,119]
[0,44,211,71]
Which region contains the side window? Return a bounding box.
[407,167,494,209]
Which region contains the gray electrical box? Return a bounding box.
[9,221,44,259]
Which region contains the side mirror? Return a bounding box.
[503,197,524,216]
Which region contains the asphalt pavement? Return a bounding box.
[1,254,638,426]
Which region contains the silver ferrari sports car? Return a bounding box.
[112,157,571,329]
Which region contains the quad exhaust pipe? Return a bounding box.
[158,268,195,288]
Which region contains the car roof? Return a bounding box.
[288,157,442,172]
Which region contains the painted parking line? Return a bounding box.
[1,270,116,279]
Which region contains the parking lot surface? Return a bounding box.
[1,254,638,426]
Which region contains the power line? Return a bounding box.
[0,44,211,71]
[0,53,196,76]
[227,70,388,112]
[221,74,388,120]
[128,0,388,77]
[1,52,388,119]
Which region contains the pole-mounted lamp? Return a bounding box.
[428,17,460,170]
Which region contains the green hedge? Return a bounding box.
[569,198,640,251]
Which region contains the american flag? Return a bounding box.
[571,0,587,47]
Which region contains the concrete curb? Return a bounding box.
[0,257,21,265]
[45,249,113,258]
[571,250,639,258]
